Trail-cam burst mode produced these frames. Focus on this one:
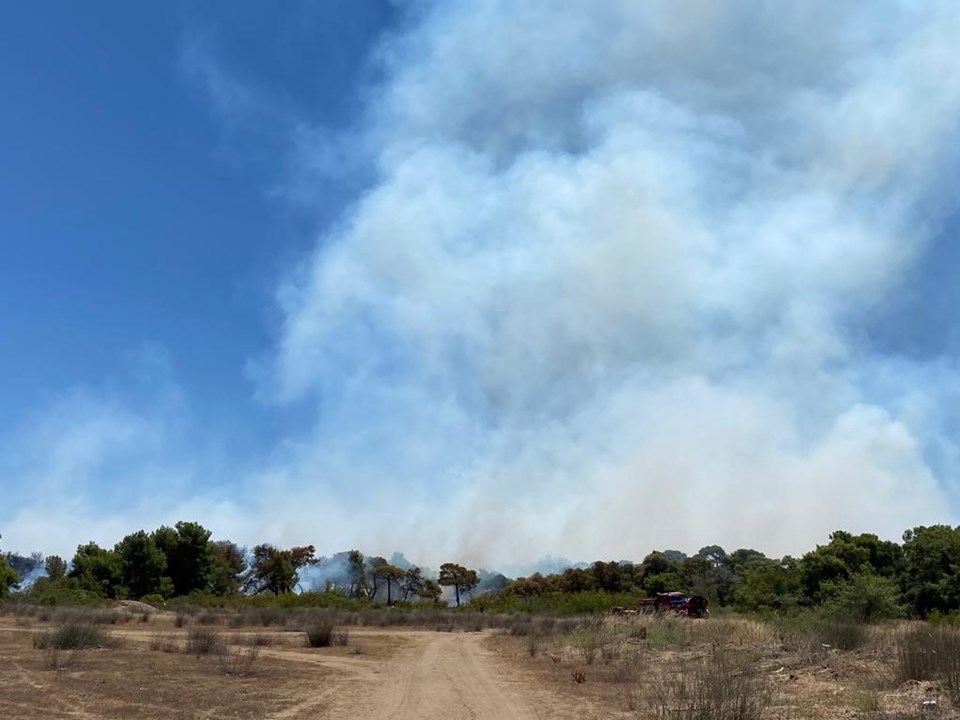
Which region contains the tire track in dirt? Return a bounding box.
[326,632,539,720]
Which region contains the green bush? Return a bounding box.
[822,574,902,623]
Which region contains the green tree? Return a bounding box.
[115,530,167,598]
[347,549,366,599]
[900,525,960,617]
[438,563,479,606]
[420,578,442,604]
[696,545,728,567]
[208,540,246,595]
[69,542,123,598]
[152,521,212,597]
[0,536,20,598]
[367,556,388,599]
[824,573,903,622]
[44,555,67,581]
[400,566,425,602]
[373,563,405,605]
[732,557,802,612]
[244,544,316,595]
[800,531,904,605]
[639,551,683,593]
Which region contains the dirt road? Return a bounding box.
[345,631,538,720]
[273,631,545,720]
[2,618,616,720]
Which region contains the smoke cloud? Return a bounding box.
[261,0,960,564]
[4,2,960,569]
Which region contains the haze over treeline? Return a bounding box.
[7,521,960,621]
[3,3,960,566]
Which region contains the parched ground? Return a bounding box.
[0,612,614,720]
[0,610,951,719]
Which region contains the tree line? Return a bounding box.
[497,527,960,620]
[7,524,960,619]
[0,524,484,608]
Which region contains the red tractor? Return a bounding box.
[638,592,709,618]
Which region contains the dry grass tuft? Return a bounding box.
[217,646,260,676]
[641,650,772,720]
[186,627,225,655]
[33,622,111,650]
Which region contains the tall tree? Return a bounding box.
[69,542,123,598]
[347,549,366,599]
[373,563,405,605]
[900,525,960,617]
[244,544,317,595]
[0,536,20,598]
[44,555,67,581]
[438,563,479,607]
[152,521,213,597]
[367,556,388,600]
[420,578,442,604]
[115,530,167,598]
[400,566,425,602]
[208,540,246,595]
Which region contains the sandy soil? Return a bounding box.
[0,616,619,720]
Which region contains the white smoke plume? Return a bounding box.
[260,0,960,565]
[5,2,960,569]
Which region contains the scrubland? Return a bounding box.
[1,601,956,719]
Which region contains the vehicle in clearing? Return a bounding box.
[638,591,709,618]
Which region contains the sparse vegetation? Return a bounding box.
[305,618,348,647]
[641,651,772,720]
[217,646,260,676]
[186,626,225,655]
[895,625,960,704]
[32,622,110,650]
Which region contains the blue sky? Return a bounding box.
[3,2,960,567]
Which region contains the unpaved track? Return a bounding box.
[295,631,542,720]
[354,631,537,720]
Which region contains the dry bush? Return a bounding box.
[196,611,221,626]
[607,649,644,685]
[33,622,111,650]
[149,633,181,653]
[42,647,89,671]
[256,608,287,627]
[305,619,335,647]
[217,646,260,676]
[571,618,610,665]
[53,608,122,625]
[687,618,775,649]
[174,612,189,628]
[186,627,225,655]
[895,624,960,703]
[643,616,688,650]
[641,651,772,720]
[818,619,869,651]
[232,631,274,647]
[527,632,541,657]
